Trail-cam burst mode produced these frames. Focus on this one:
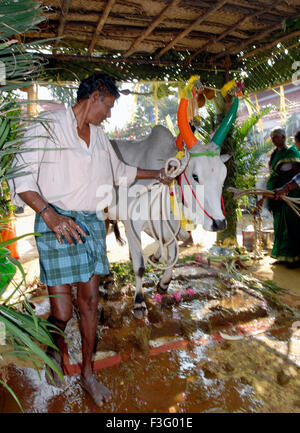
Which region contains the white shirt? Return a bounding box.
[9,107,137,211]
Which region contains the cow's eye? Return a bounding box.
[192,174,199,183]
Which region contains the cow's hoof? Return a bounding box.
[133,305,147,319]
[149,254,160,263]
[156,282,169,294]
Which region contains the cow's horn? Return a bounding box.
[211,97,239,150]
[177,98,198,149]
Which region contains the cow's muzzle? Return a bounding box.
[211,219,227,231]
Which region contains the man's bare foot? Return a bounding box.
[45,351,64,387]
[81,373,111,407]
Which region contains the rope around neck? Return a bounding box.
[127,152,190,271]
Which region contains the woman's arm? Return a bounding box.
[256,196,266,212]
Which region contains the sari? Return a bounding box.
[267,145,300,263]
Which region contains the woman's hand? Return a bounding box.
[273,186,289,200]
[255,197,265,213]
[273,180,297,200]
[42,208,87,245]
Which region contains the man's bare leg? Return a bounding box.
[46,284,73,386]
[77,275,111,407]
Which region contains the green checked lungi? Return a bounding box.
[34,205,109,286]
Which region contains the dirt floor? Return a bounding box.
[1,207,300,414]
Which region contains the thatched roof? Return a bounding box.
[20,0,300,89]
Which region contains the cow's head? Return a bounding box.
[181,147,230,231]
[176,91,239,232]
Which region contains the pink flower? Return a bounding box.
[186,289,195,297]
[173,291,182,302]
[154,293,162,303]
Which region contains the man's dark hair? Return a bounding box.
[295,130,300,142]
[77,73,120,102]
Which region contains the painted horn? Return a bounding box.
[177,98,198,149]
[176,132,184,150]
[211,97,239,149]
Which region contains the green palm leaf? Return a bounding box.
[0,0,68,406]
[0,232,40,249]
[0,315,64,382]
[0,305,58,349]
[0,379,23,412]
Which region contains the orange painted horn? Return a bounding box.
[176,132,183,150]
[177,98,198,149]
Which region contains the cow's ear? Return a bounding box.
[220,154,231,163]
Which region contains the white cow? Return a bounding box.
[105,124,231,319]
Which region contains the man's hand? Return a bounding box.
[42,208,87,245]
[157,168,173,185]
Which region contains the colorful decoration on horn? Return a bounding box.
[211,97,239,149]
[176,75,203,150]
[211,80,243,150]
[176,76,243,152]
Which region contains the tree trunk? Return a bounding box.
[217,130,238,243]
[216,83,238,243]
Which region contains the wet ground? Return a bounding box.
[1,208,300,413]
[1,263,300,413]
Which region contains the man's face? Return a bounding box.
[88,92,116,126]
[271,134,285,148]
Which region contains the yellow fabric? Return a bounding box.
[169,179,195,231]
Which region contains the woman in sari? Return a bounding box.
[258,128,300,267]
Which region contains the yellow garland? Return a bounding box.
[169,151,195,231]
[180,75,200,99]
[220,79,236,98]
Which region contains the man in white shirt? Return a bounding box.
[10,73,171,407]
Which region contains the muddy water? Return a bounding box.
[1,266,300,413]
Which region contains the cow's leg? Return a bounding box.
[177,227,191,242]
[149,246,161,263]
[123,221,147,319]
[157,240,176,293]
[179,231,194,247]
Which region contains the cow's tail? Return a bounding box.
[111,220,126,246]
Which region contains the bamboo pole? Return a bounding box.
[156,0,227,59]
[124,0,180,58]
[88,0,116,56]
